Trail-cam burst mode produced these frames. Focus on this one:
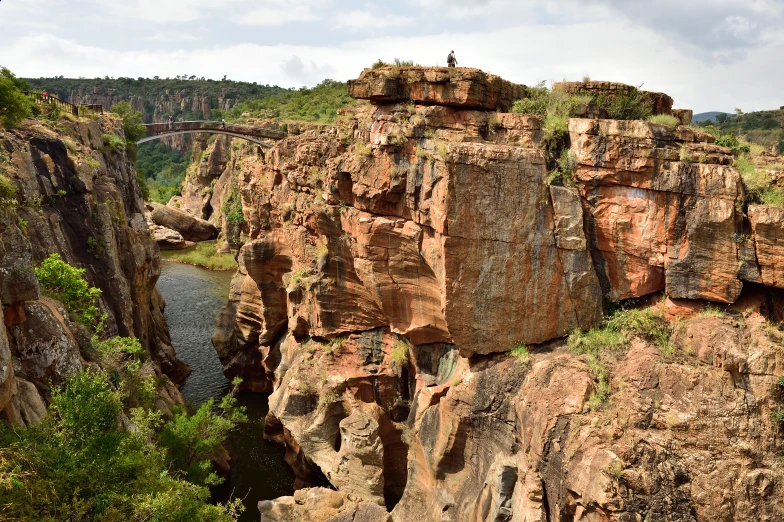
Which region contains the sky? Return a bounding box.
[1,0,782,113]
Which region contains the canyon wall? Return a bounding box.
[0,114,187,423]
[183,67,784,521]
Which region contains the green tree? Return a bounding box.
[35,253,105,332]
[110,101,146,161]
[0,66,32,128]
[160,395,247,486]
[0,369,244,521]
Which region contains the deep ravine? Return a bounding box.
[156,261,294,520]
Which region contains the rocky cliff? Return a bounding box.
[180,67,784,521]
[0,114,187,423]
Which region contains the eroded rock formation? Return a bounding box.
[186,67,784,521]
[0,115,187,422]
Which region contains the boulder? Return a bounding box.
[150,224,193,250]
[147,201,218,242]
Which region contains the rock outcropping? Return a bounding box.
[0,115,187,423]
[186,67,784,521]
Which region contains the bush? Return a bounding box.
[0,66,32,128]
[648,114,679,128]
[391,341,410,366]
[35,253,105,332]
[509,344,529,363]
[160,396,247,487]
[0,369,244,521]
[110,101,146,161]
[102,133,126,153]
[0,174,16,207]
[598,87,652,121]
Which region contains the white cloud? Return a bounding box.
[2,0,783,112]
[333,10,415,30]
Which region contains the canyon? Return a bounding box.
[4,66,784,521]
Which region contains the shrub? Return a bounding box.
[0,66,32,128]
[568,307,674,409]
[0,368,245,520]
[391,341,410,366]
[648,114,679,128]
[598,87,652,121]
[110,101,146,161]
[509,344,529,363]
[323,337,345,356]
[35,253,105,332]
[0,174,16,207]
[547,148,577,186]
[761,188,784,208]
[102,133,126,153]
[160,395,247,486]
[372,59,388,69]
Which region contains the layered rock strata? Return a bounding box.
[196,69,784,521]
[0,115,187,423]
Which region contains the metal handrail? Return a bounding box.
[24,91,78,116]
[23,92,104,116]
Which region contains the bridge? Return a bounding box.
[139,121,286,148]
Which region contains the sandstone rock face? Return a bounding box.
[348,67,526,111]
[0,116,187,422]
[148,201,218,242]
[570,118,745,303]
[748,205,784,288]
[197,70,784,521]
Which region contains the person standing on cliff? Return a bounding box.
[221,118,226,129]
[447,50,457,68]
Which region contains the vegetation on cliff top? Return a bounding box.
[0,66,33,128]
[219,79,356,124]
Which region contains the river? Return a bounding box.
[157,261,295,521]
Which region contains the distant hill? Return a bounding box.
[696,108,783,153]
[693,111,730,123]
[23,77,290,122]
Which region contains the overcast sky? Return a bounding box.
[1,0,782,112]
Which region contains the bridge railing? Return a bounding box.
[24,92,105,117]
[143,121,287,140]
[24,92,79,117]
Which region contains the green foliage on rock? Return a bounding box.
[0,174,17,207]
[160,396,247,487]
[0,369,244,521]
[568,306,674,410]
[0,66,32,128]
[110,101,146,161]
[35,253,105,332]
[102,133,126,153]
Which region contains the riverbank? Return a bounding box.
[161,240,237,271]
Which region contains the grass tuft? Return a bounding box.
[648,114,679,128]
[161,241,237,271]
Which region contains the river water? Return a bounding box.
[157,261,295,521]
